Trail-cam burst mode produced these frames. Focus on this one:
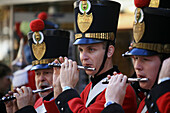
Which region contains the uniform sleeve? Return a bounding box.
[145,80,170,113]
[101,103,125,113]
[156,93,170,113]
[122,85,137,113]
[44,98,60,113]
[55,89,105,113]
[15,105,37,113]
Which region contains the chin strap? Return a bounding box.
[94,42,109,77]
[152,54,170,88]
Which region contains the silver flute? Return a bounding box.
[48,62,96,71]
[0,86,53,103]
[102,78,149,84]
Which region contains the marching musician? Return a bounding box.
[102,0,170,113]
[5,19,70,113]
[53,0,137,113]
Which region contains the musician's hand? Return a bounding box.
[105,74,128,105]
[107,72,119,80]
[129,43,133,51]
[4,91,18,113]
[14,86,35,109]
[158,57,170,84]
[60,57,79,90]
[53,56,64,98]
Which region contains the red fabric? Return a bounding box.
[34,97,43,109]
[44,98,60,113]
[137,92,170,113]
[25,70,36,90]
[34,97,60,113]
[138,91,145,100]
[38,12,48,21]
[30,19,44,32]
[134,0,150,8]
[68,82,137,113]
[137,98,148,113]
[156,92,170,113]
[15,22,23,39]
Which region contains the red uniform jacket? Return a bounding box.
[34,92,59,113]
[55,78,137,113]
[101,80,170,113]
[137,80,170,113]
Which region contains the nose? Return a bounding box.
[39,73,46,82]
[134,59,143,71]
[80,51,89,61]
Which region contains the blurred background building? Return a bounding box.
[0,0,136,92]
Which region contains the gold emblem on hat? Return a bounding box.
[133,8,145,43]
[77,0,93,33]
[32,31,46,60]
[149,0,160,8]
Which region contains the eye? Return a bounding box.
[78,48,83,52]
[88,47,95,52]
[132,56,138,60]
[35,72,41,76]
[143,58,150,61]
[44,71,53,75]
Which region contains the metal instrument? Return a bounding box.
[48,62,96,71]
[0,86,53,103]
[102,78,149,84]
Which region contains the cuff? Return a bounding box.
[55,89,80,112]
[15,105,36,113]
[104,101,115,107]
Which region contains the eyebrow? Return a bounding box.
[78,45,97,49]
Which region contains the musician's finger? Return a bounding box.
[122,75,127,84]
[113,71,117,76]
[64,57,68,68]
[16,88,23,95]
[21,86,28,94]
[110,74,118,83]
[117,74,123,82]
[13,93,19,98]
[27,87,32,94]
[53,59,60,64]
[68,59,73,69]
[59,56,64,63]
[107,75,111,80]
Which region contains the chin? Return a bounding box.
[85,70,96,76]
[139,82,151,90]
[39,91,52,97]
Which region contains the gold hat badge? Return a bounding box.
[133,8,145,43]
[32,31,46,60]
[149,0,160,8]
[30,19,46,60]
[77,0,93,33]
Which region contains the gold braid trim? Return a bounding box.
[132,43,170,53]
[32,58,57,66]
[75,32,114,41]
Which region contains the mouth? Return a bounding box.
[137,74,146,78]
[83,64,93,68]
[40,85,50,89]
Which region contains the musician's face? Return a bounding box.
[35,68,53,97]
[78,43,106,77]
[132,55,161,90]
[0,74,12,94]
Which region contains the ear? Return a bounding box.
[107,45,115,58]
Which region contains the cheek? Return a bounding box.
[146,63,160,86]
[35,77,39,87]
[46,76,53,85]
